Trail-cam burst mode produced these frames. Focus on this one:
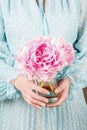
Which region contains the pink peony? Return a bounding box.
[15,36,75,82]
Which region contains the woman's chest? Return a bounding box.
[1,0,80,54]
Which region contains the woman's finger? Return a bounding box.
[24,94,47,107]
[30,91,49,103]
[55,78,70,94]
[47,87,69,107]
[55,80,66,94]
[23,95,42,109]
[20,82,50,97]
[23,90,49,103]
[31,98,46,107]
[31,84,50,95]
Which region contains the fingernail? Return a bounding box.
[39,107,42,109]
[47,91,50,94]
[55,91,57,94]
[42,104,46,107]
[46,99,49,103]
[55,90,58,94]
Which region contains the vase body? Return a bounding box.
[36,78,59,103]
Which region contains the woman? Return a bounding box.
[0,0,87,130]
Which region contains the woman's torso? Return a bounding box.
[0,0,80,55]
[0,1,87,130]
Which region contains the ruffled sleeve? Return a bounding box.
[0,5,21,101]
[56,1,87,97]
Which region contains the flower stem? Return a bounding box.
[48,82,54,92]
[40,80,44,87]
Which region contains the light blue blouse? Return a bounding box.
[0,1,87,130]
[0,0,87,100]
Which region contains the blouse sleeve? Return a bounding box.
[57,2,87,97]
[0,6,21,101]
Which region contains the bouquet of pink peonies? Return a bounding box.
[15,36,75,101]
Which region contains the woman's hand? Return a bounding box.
[47,78,71,107]
[10,76,49,109]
